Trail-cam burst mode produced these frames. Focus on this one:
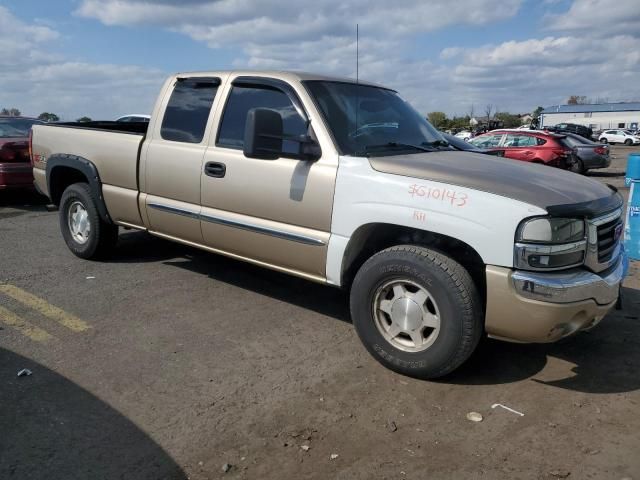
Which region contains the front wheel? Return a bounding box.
[350,245,483,379]
[600,138,608,144]
[625,139,633,146]
[59,182,118,259]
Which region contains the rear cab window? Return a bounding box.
[160,77,220,143]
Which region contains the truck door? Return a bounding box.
[141,76,222,243]
[199,76,337,281]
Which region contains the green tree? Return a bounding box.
[1,107,21,116]
[495,112,521,128]
[38,112,60,122]
[427,111,448,129]
[76,116,92,123]
[532,106,544,120]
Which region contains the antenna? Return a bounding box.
[356,23,359,85]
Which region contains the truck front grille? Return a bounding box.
[597,216,623,263]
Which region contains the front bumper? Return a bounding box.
[485,251,628,343]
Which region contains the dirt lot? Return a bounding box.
[1,146,640,479]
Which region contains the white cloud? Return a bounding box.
[546,0,640,36]
[0,6,163,119]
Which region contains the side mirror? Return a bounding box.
[244,108,283,160]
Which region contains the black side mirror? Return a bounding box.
[244,108,283,160]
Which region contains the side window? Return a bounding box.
[471,134,502,147]
[518,135,537,146]
[536,137,547,146]
[217,85,307,156]
[161,77,219,143]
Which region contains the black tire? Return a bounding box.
[59,182,118,259]
[350,245,483,379]
[570,157,585,174]
[600,138,608,144]
[625,139,633,146]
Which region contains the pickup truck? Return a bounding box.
[31,71,628,379]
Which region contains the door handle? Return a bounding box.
[204,161,226,178]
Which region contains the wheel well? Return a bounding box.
[49,166,89,205]
[341,223,487,305]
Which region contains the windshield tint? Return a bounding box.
[305,81,443,156]
[0,118,42,137]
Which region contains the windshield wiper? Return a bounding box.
[421,139,450,148]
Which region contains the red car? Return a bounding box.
[468,129,573,168]
[0,116,44,190]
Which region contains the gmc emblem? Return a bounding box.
[614,223,623,242]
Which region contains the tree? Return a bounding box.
[38,112,60,122]
[530,106,544,128]
[76,116,92,122]
[495,112,521,128]
[427,111,448,128]
[567,95,587,105]
[1,107,21,117]
[484,104,493,124]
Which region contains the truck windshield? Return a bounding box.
[305,81,445,156]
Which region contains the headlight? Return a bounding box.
[515,217,586,270]
[518,217,585,244]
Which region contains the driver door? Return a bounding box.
[199,76,337,280]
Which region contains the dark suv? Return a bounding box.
[547,123,593,140]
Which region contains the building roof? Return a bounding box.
[542,103,640,114]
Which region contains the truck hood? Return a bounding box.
[369,151,622,218]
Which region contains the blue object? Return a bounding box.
[625,153,640,186]
[624,181,640,260]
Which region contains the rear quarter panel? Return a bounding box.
[32,125,142,190]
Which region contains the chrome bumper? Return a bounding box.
[511,249,628,305]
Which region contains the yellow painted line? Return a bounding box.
[0,284,91,332]
[0,304,53,342]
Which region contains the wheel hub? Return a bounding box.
[372,279,441,353]
[391,298,422,331]
[68,201,90,244]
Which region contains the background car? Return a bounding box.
[547,122,593,140]
[0,116,44,190]
[558,133,610,174]
[469,129,573,168]
[598,129,640,145]
[454,130,473,141]
[115,114,150,122]
[440,132,505,156]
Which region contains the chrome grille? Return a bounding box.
[584,208,623,273]
[597,216,622,263]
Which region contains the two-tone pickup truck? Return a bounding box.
[31,71,628,378]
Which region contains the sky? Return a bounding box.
[1,0,639,120]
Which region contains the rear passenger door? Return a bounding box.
[502,134,537,161]
[199,76,337,280]
[141,76,222,243]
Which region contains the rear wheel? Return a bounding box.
[59,183,118,259]
[350,245,483,379]
[570,157,585,174]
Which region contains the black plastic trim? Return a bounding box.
[46,154,112,223]
[546,192,623,219]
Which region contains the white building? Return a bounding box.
[540,103,640,131]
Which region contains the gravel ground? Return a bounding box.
[1,146,639,479]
